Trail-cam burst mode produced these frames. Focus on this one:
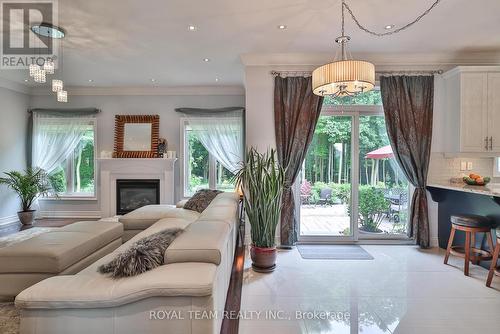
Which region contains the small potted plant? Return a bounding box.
[0,168,54,225]
[236,148,285,273]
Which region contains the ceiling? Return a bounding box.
[1,0,500,88]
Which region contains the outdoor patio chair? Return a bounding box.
[390,190,408,222]
[317,188,332,206]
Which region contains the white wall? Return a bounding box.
[0,87,30,225]
[245,66,277,151]
[29,93,245,217]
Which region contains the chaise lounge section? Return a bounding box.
[15,192,240,334]
[0,221,123,301]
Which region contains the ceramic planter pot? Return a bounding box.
[250,245,277,273]
[17,210,36,225]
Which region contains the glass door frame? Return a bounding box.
[297,104,411,243]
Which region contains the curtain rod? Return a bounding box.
[28,108,101,114]
[270,69,443,76]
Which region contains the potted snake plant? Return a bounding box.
[0,168,53,225]
[236,148,285,273]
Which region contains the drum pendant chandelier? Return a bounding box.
[312,0,375,97]
[312,0,442,97]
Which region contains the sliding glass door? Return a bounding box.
[299,115,355,240]
[298,94,410,242]
[357,115,409,239]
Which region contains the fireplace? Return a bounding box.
[116,179,160,215]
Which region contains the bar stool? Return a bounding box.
[444,214,495,276]
[486,228,500,287]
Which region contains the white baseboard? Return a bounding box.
[0,214,19,227]
[38,211,102,219]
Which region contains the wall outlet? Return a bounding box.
[467,161,473,170]
[460,161,467,171]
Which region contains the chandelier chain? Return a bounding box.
[343,0,442,37]
[341,0,345,37]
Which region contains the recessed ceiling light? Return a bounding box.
[188,25,197,31]
[24,79,28,82]
[203,58,210,62]
[88,79,93,83]
[151,78,156,82]
[215,78,219,82]
[278,25,287,30]
[31,22,66,39]
[384,24,395,30]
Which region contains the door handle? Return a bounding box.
[485,136,489,150]
[490,136,493,150]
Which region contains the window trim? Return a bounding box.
[41,117,98,200]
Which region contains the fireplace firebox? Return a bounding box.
[116,179,160,215]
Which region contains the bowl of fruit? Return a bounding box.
[463,173,491,186]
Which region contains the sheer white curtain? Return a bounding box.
[186,114,243,174]
[32,112,92,174]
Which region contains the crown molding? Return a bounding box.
[0,77,31,94]
[30,85,245,96]
[241,51,500,67]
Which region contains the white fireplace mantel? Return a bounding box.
[98,158,177,217]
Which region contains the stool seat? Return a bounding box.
[445,214,495,277]
[450,214,492,228]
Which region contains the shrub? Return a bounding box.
[49,169,66,193]
[358,185,389,232]
[331,183,350,204]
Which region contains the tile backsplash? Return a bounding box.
[428,153,500,183]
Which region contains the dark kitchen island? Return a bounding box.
[427,182,500,270]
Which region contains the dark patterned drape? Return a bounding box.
[380,75,434,248]
[274,76,324,246]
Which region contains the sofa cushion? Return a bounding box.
[118,205,200,230]
[165,221,230,265]
[0,221,123,274]
[15,262,217,309]
[198,203,239,228]
[176,199,188,208]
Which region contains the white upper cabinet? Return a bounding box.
[444,66,500,154]
[487,72,500,152]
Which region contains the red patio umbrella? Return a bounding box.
[365,145,393,159]
[365,145,395,185]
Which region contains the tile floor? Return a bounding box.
[239,245,500,334]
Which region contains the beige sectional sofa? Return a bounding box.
[118,204,201,242]
[0,221,123,301]
[15,192,240,334]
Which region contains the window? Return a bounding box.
[49,123,96,197]
[495,157,500,177]
[181,119,237,197]
[32,115,97,198]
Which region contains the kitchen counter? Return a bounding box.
[427,183,499,270]
[427,181,500,197]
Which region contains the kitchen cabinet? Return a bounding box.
[444,66,500,154]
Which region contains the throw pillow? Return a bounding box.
[98,228,183,278]
[183,189,222,213]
